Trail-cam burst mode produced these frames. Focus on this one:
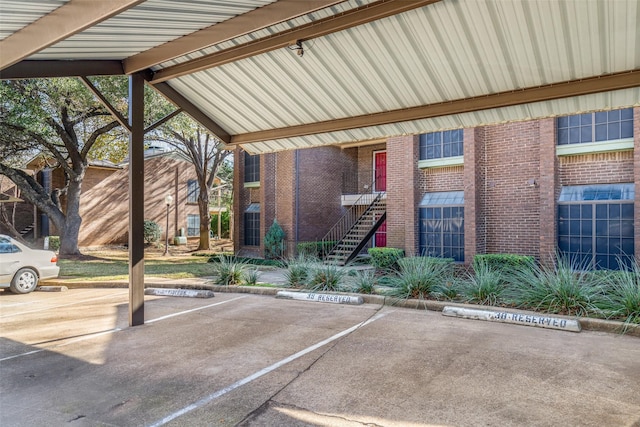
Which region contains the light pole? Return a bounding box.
[164,194,173,256]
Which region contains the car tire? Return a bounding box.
[9,268,39,294]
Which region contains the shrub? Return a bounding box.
[387,256,454,299]
[47,236,60,251]
[284,255,315,288]
[348,269,377,294]
[207,256,283,267]
[143,220,162,245]
[596,258,640,328]
[473,254,535,273]
[307,263,350,292]
[458,258,505,305]
[297,241,336,258]
[264,219,285,259]
[212,255,248,286]
[506,255,603,316]
[368,247,404,271]
[210,210,230,238]
[243,268,260,286]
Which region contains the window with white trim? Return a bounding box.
[418,191,464,262]
[419,129,464,160]
[187,180,198,203]
[187,214,199,237]
[558,183,635,270]
[244,203,260,246]
[557,108,633,145]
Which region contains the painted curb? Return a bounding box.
[37,286,68,292]
[442,306,582,332]
[276,290,363,305]
[145,288,214,298]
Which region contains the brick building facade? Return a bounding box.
[234,107,639,269]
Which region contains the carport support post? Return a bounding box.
[128,73,145,326]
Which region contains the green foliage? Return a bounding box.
[368,247,405,271]
[458,258,505,305]
[348,269,377,294]
[212,255,248,286]
[210,210,230,238]
[284,255,315,288]
[143,220,162,245]
[506,255,603,316]
[242,268,260,286]
[307,263,351,292]
[264,219,285,259]
[207,256,283,267]
[47,236,60,251]
[596,258,640,327]
[473,254,535,272]
[297,241,336,258]
[387,256,454,300]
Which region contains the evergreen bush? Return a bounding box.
[143,220,162,244]
[368,247,404,271]
[264,219,285,259]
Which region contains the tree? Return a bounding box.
[153,119,231,250]
[0,78,121,255]
[0,77,173,255]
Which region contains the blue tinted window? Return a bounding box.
[557,108,633,145]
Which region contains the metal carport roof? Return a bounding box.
[2,0,639,154]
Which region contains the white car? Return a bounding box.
[0,235,60,294]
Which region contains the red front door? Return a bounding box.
[375,220,387,247]
[374,151,386,192]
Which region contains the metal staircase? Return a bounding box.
[322,193,386,266]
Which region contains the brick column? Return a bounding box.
[260,153,276,257]
[634,107,640,260]
[539,118,558,265]
[232,147,242,253]
[463,127,483,264]
[386,135,419,254]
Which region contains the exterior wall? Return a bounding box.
[482,121,542,257]
[386,135,419,253]
[634,106,640,259]
[234,108,639,265]
[78,156,199,246]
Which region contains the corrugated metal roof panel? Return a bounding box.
[0,0,68,40]
[26,0,277,60]
[164,0,638,145]
[238,88,640,154]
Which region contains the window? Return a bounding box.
[187,180,198,203]
[187,214,199,237]
[558,184,635,270]
[0,236,20,254]
[244,152,260,183]
[419,129,464,160]
[557,108,633,145]
[418,191,464,262]
[244,203,260,246]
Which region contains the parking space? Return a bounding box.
[1,289,639,426]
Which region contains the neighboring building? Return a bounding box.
[0,150,202,247]
[234,107,639,270]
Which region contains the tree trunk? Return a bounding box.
[59,176,83,255]
[197,187,210,251]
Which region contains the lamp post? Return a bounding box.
[164,194,173,256]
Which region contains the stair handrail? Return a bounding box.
[320,179,384,259]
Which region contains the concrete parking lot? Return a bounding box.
[1,288,639,427]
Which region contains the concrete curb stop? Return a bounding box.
[37,286,68,292]
[277,290,363,305]
[145,288,214,298]
[442,306,582,332]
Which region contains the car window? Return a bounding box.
[0,237,20,254]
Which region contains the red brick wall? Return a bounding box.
[297,146,349,242]
[634,107,640,259]
[482,121,541,257]
[559,151,634,185]
[538,119,558,264]
[464,127,484,261]
[386,135,419,254]
[79,156,199,246]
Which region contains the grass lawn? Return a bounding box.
[58,245,217,282]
